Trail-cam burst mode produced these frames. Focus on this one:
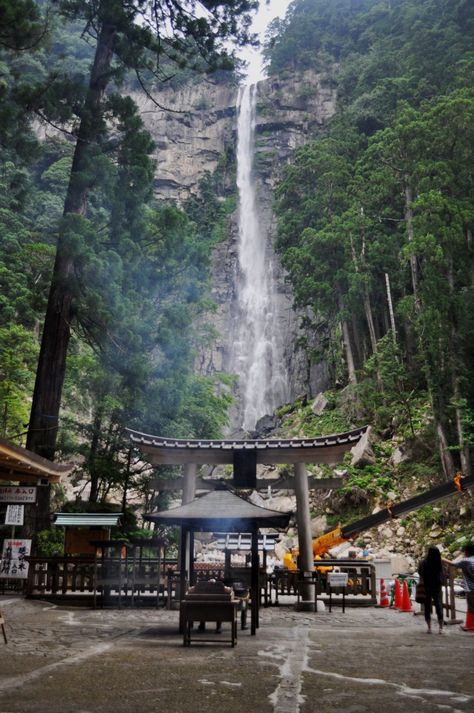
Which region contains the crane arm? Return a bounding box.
[310,472,474,558]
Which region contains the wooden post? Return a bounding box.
[189,530,195,587]
[177,462,197,601]
[178,526,188,634]
[0,611,7,644]
[294,462,315,610]
[224,549,231,580]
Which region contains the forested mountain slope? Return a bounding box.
[266,0,473,476]
[256,0,474,554]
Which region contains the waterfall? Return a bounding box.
[231,83,290,431]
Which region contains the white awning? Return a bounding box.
[53,513,122,527]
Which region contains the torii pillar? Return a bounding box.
[294,462,314,610]
[178,462,197,594]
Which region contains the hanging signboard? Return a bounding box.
[0,539,32,579]
[328,572,349,588]
[0,486,37,504]
[5,504,25,526]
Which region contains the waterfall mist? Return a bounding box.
[231,84,290,431]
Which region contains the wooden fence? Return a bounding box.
[26,556,172,607]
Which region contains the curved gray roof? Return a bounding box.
[143,489,292,531]
[127,426,367,465]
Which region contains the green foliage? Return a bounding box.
[354,335,425,437]
[36,528,65,557]
[341,464,394,497]
[272,1,474,472]
[184,151,237,247]
[0,1,247,513]
[266,1,474,118]
[0,325,38,439]
[412,505,440,526]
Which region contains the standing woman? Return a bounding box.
[419,546,444,634]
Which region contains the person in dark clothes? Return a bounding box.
[419,546,444,634]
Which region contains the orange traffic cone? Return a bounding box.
[378,578,390,608]
[461,610,474,632]
[393,579,402,609]
[399,580,413,613]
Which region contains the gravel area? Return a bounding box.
[0,596,472,713]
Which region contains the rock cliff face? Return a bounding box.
[137,69,337,428]
[133,77,237,203]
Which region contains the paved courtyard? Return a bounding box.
[0,596,472,713]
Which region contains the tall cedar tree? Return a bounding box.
[26,0,256,461]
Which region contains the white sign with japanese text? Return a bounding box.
[5,504,25,526]
[328,572,349,588]
[0,486,37,503]
[0,539,32,579]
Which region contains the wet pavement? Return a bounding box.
[0,595,472,713]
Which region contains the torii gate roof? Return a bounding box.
[126,426,367,465]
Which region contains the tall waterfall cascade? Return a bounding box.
[231,84,291,431]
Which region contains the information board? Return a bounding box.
[328,572,349,587]
[5,504,25,526]
[0,486,37,503]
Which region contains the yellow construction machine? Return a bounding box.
[282,472,474,571]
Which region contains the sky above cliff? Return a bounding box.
[240,0,293,83]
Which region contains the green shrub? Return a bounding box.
[36,528,64,557]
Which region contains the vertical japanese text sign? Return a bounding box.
[0,539,32,579]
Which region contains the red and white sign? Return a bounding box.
[0,486,37,503]
[0,539,32,579]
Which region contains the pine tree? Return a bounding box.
[26,0,257,460]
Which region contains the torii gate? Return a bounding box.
[126,426,367,610]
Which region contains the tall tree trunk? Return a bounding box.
[27,21,117,461]
[446,257,471,475]
[404,182,421,312]
[121,448,132,516]
[385,272,397,344]
[436,421,456,480]
[453,375,471,475]
[88,405,104,503]
[362,286,378,354]
[349,232,378,355]
[339,297,357,385]
[467,228,474,288]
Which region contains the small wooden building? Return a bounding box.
[53,512,122,555]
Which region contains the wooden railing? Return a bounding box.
[25,558,379,608]
[27,557,96,597]
[268,560,377,606]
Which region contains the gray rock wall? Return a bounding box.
[137,70,336,426]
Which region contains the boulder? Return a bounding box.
[391,446,408,466]
[254,414,279,436]
[311,392,329,416]
[310,515,327,538]
[267,495,295,513]
[350,426,376,467]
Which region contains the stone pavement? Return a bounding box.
[0,596,472,713]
